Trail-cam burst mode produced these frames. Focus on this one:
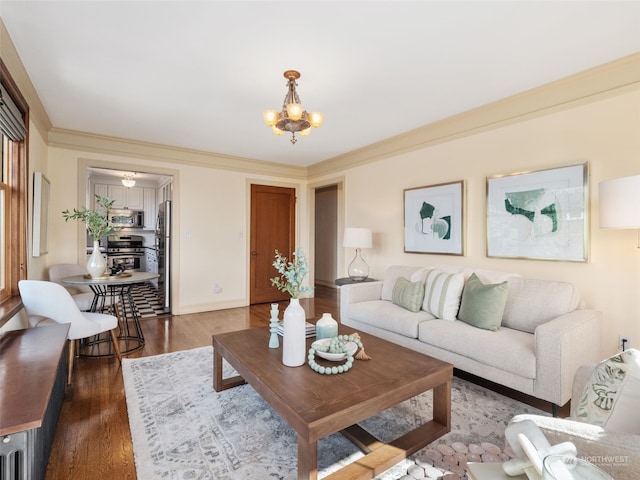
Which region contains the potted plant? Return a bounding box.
[271,249,313,367]
[62,195,116,278]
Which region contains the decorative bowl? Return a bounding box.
[311,338,358,361]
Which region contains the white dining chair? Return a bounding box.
[18,280,122,384]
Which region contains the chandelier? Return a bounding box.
[262,70,323,144]
[122,173,136,188]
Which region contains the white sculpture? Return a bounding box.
[503,420,576,479]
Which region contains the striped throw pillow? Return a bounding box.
[391,277,425,313]
[422,269,465,320]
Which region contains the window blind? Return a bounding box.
[0,83,27,141]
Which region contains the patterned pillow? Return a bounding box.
[422,269,465,320]
[574,348,640,434]
[391,277,425,313]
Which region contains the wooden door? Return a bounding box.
[250,184,296,304]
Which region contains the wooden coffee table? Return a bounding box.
[212,327,452,480]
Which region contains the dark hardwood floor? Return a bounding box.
[44,284,562,480]
[45,285,340,480]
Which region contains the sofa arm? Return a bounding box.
[339,281,383,322]
[534,309,603,406]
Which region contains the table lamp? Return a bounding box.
[599,174,640,245]
[343,227,372,281]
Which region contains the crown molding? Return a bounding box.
[309,52,640,179]
[48,128,308,179]
[0,19,52,136]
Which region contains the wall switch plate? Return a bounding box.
[619,335,631,351]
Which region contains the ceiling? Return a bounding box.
[1,1,639,167]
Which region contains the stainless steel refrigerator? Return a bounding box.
[155,200,172,313]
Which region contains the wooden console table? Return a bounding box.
[0,324,69,480]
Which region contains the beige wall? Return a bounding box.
[3,18,638,354]
[45,147,310,315]
[25,119,49,280]
[310,88,640,356]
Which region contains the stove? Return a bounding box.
[107,235,145,271]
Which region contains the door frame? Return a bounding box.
[307,176,346,287]
[245,178,304,303]
[77,158,180,311]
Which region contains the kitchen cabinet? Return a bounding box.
[145,248,159,288]
[145,248,158,274]
[107,184,144,210]
[143,188,157,230]
[93,183,109,208]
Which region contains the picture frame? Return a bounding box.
[32,171,50,257]
[486,162,588,262]
[404,180,464,255]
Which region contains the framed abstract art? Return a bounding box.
[404,180,464,255]
[486,163,588,261]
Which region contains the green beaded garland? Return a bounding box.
[307,334,363,375]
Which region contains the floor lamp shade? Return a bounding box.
[599,175,640,229]
[343,228,372,281]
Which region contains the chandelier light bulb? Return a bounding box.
[272,125,284,136]
[308,112,324,128]
[286,103,303,121]
[299,128,311,137]
[263,110,279,126]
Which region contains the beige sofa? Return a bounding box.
[340,265,603,407]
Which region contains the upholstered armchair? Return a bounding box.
[510,349,640,480]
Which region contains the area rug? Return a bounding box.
[123,346,547,479]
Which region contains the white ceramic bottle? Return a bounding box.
[282,298,306,366]
[315,313,338,340]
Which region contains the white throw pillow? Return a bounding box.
[422,269,465,321]
[574,348,640,434]
[409,267,430,283]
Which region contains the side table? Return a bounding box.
[467,463,527,480]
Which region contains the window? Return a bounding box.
[0,63,28,305]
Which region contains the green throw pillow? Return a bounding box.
[458,273,508,331]
[392,277,425,313]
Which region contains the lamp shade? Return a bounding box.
[599,175,640,229]
[343,227,372,249]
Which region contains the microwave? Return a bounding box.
[109,209,144,229]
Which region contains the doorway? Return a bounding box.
[78,160,177,315]
[249,184,296,304]
[314,185,339,287]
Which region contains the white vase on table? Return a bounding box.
[87,240,107,278]
[282,298,306,367]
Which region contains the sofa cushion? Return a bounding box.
[392,277,425,313]
[418,319,536,379]
[381,265,421,301]
[422,269,465,321]
[348,300,435,338]
[502,277,580,333]
[458,273,509,331]
[574,348,640,435]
